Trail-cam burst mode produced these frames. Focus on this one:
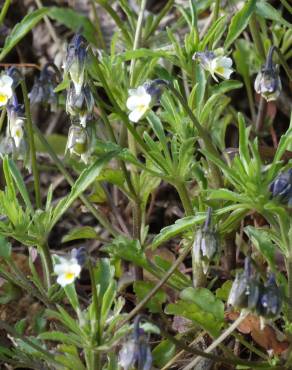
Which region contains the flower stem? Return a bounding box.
[274,47,292,81]
[21,79,41,209]
[249,14,266,61]
[255,96,267,133]
[33,123,119,237]
[0,0,11,25]
[87,257,101,370]
[286,257,292,322]
[39,242,53,289]
[175,181,193,216]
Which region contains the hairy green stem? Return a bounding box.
[175,181,193,216]
[33,124,119,237]
[21,80,41,209]
[0,0,11,25]
[249,14,266,61]
[39,242,53,290]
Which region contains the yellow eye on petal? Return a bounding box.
[0,94,7,104]
[65,272,75,280]
[215,66,225,75]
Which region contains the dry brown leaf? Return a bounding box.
[225,312,289,355]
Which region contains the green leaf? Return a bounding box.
[225,0,256,49]
[51,150,119,228]
[180,287,224,322]
[200,15,227,50]
[208,189,249,203]
[47,7,98,46]
[153,340,176,368]
[165,287,224,337]
[133,281,167,313]
[8,159,33,213]
[62,226,99,243]
[64,283,80,312]
[211,80,243,95]
[104,236,148,269]
[216,280,232,301]
[0,8,49,61]
[256,1,291,28]
[244,226,276,268]
[100,280,117,328]
[39,331,83,347]
[0,235,11,258]
[151,205,240,249]
[238,113,251,173]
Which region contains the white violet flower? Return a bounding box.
[126,85,152,123]
[10,119,24,149]
[0,75,13,107]
[193,51,233,82]
[53,255,82,287]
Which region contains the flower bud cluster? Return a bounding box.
[119,316,152,370]
[29,63,59,110]
[254,46,282,102]
[63,34,94,163]
[228,258,282,319]
[192,207,219,274]
[269,168,292,207]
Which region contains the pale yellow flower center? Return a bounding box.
[215,66,225,75]
[65,272,75,280]
[0,94,7,104]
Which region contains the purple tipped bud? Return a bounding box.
[269,169,292,206]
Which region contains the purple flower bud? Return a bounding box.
[269,168,292,206]
[257,274,282,318]
[66,84,94,126]
[64,34,87,95]
[29,64,58,109]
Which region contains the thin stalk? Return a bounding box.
[145,316,271,369]
[175,181,193,216]
[287,257,292,322]
[275,47,292,81]
[244,75,256,122]
[279,0,292,13]
[0,107,6,132]
[33,124,119,237]
[182,311,249,370]
[144,0,174,41]
[39,241,53,290]
[88,257,100,370]
[129,0,147,83]
[249,14,266,61]
[34,0,60,46]
[21,80,41,209]
[90,0,106,49]
[255,96,267,133]
[117,243,193,329]
[0,0,11,25]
